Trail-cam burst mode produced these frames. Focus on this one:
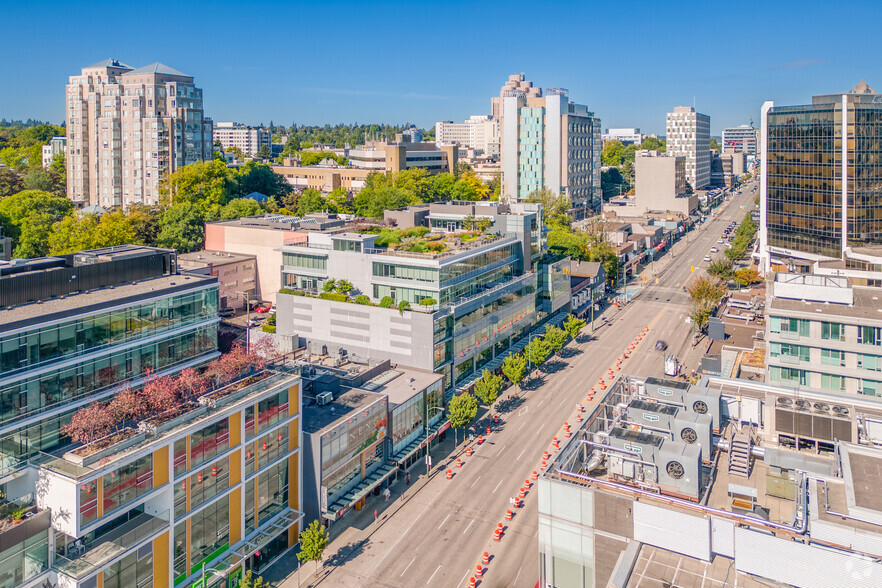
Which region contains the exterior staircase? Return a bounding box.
[728,431,751,478]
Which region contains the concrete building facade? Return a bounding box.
[498,74,602,219]
[213,122,271,156]
[42,136,66,169]
[666,106,711,190]
[634,150,697,216]
[178,250,258,310]
[435,115,500,155]
[601,127,644,145]
[347,141,457,175]
[272,163,372,193]
[722,124,758,156]
[66,59,213,208]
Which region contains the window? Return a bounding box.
[769,316,810,337]
[859,354,882,371]
[333,239,361,253]
[770,366,806,386]
[257,461,288,526]
[821,348,846,367]
[861,380,882,397]
[103,455,153,515]
[190,419,229,470]
[859,326,882,346]
[822,373,845,392]
[103,545,152,588]
[79,480,99,526]
[821,322,845,341]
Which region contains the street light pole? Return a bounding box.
[237,290,252,350]
[426,405,445,476]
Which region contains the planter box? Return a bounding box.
[139,406,207,435]
[64,430,146,467]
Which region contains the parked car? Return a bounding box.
[664,354,679,377]
[255,303,272,314]
[718,238,724,244]
[710,247,718,253]
[704,255,712,262]
[218,308,235,318]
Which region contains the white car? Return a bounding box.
[717,238,724,244]
[710,247,718,253]
[704,255,712,262]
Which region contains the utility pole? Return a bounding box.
[237,290,252,350]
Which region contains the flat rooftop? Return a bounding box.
[1,273,216,330]
[770,285,882,321]
[178,250,256,265]
[360,368,442,407]
[302,387,385,434]
[630,545,767,588]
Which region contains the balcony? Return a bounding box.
[54,509,169,580]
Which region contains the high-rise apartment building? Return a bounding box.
[435,115,500,155]
[722,124,758,156]
[666,106,711,190]
[496,74,602,220]
[760,82,882,271]
[66,59,213,208]
[213,122,271,156]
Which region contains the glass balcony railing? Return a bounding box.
[54,509,169,580]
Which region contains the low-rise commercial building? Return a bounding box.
[276,202,569,396]
[347,141,457,174]
[272,163,372,193]
[539,373,882,587]
[570,261,606,319]
[633,150,697,216]
[300,360,443,524]
[179,250,258,310]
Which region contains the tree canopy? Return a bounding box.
[0,190,74,258]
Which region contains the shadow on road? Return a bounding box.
[494,395,525,414]
[325,540,369,569]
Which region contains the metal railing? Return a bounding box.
[54,509,169,580]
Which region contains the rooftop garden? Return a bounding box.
[359,222,500,255]
[61,341,278,458]
[280,282,435,314]
[0,493,36,532]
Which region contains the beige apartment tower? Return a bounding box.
[66,59,213,207]
[665,106,711,190]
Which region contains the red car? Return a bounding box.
[254,303,272,314]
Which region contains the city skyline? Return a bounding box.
[4,0,882,134]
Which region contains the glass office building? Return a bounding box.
[762,82,882,266]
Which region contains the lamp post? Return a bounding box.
[426,405,445,476]
[201,562,226,588]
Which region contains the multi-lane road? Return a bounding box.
[277,183,758,588]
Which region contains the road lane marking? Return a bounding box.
[462,518,475,535]
[493,479,503,493]
[470,475,482,488]
[400,557,416,577]
[426,564,442,585]
[369,484,445,574]
[438,513,451,529]
[519,419,527,430]
[497,444,506,455]
[517,446,527,461]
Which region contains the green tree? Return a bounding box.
[601,140,626,167]
[354,185,415,218]
[326,188,353,214]
[220,198,263,220]
[156,204,205,253]
[235,162,292,199]
[687,275,727,330]
[257,144,271,159]
[237,570,268,588]
[335,279,354,294]
[48,214,99,254]
[501,353,527,394]
[322,279,337,292]
[639,137,665,152]
[419,297,437,308]
[0,168,23,198]
[710,138,722,153]
[474,369,503,406]
[525,337,551,371]
[297,189,326,216]
[0,189,74,258]
[160,159,235,212]
[526,188,571,227]
[544,325,568,356]
[397,300,411,312]
[225,146,245,160]
[450,167,488,201]
[430,172,456,201]
[22,169,53,192]
[447,392,478,444]
[379,296,394,308]
[127,204,163,246]
[297,519,330,574]
[354,294,370,305]
[707,258,735,280]
[563,314,586,342]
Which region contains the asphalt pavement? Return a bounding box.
[271,182,759,588]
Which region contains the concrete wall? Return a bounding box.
[277,293,437,371]
[205,224,305,303]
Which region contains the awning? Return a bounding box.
[390,419,449,465]
[323,463,397,522]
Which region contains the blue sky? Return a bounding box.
[3,0,882,135]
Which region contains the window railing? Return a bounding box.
[54,509,169,580]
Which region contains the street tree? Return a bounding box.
[297,519,330,575]
[734,268,761,286]
[447,392,478,445]
[687,275,727,330]
[474,369,503,406]
[501,353,527,394]
[707,258,734,281]
[563,314,586,342]
[156,204,205,253]
[543,325,569,356]
[237,571,268,588]
[525,337,551,371]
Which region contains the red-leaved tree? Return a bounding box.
[107,385,147,430]
[62,402,116,446]
[176,367,207,402]
[142,372,181,415]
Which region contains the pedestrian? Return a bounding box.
[384,488,391,501]
[405,472,410,486]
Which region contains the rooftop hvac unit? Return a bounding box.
[657,441,702,500]
[628,400,713,454]
[776,397,793,408]
[607,427,664,485]
[813,402,830,415]
[832,405,850,418]
[673,412,713,454]
[685,387,722,431]
[642,377,690,404]
[316,390,333,406]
